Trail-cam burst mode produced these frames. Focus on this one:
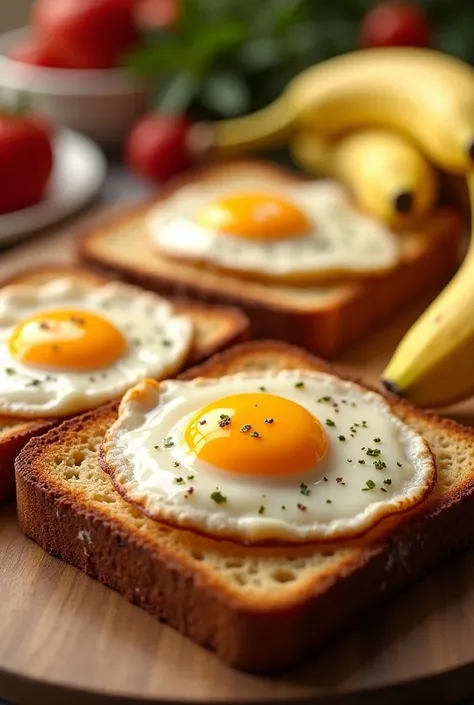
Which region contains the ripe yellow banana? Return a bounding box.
[382,172,474,408]
[213,48,474,174]
[290,129,438,227]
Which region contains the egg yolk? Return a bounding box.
[8,309,127,371]
[185,393,328,478]
[196,192,310,241]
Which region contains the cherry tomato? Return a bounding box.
[0,113,53,214]
[361,2,431,48]
[125,114,197,183]
[32,0,138,69]
[9,38,67,68]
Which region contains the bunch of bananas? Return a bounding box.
[212,47,474,408]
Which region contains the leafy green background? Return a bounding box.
[126,0,474,120]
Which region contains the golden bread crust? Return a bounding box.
[15,340,474,670]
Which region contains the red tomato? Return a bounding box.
[0,113,53,214]
[125,114,196,183]
[361,2,431,48]
[135,0,179,29]
[32,0,139,70]
[9,38,67,68]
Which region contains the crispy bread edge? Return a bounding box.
[15,341,474,670]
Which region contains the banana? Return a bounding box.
[213,48,474,174]
[290,129,438,227]
[382,172,474,408]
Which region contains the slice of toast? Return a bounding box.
[78,160,465,357]
[0,267,249,503]
[16,341,474,671]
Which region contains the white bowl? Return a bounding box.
[0,28,153,148]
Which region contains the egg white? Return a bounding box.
[101,371,436,544]
[146,179,400,283]
[0,278,193,417]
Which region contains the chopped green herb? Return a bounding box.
[366,448,381,457]
[384,478,392,485]
[5,368,15,376]
[300,482,311,497]
[397,461,402,467]
[162,437,174,448]
[346,458,353,463]
[281,505,286,510]
[259,386,267,391]
[336,477,344,484]
[295,381,305,388]
[250,431,261,438]
[198,419,207,426]
[373,460,387,470]
[380,487,387,493]
[326,499,332,504]
[264,417,274,424]
[211,490,227,504]
[323,476,328,482]
[362,479,376,491]
[361,420,368,427]
[373,437,381,443]
[161,339,172,347]
[258,505,265,515]
[174,461,180,467]
[153,445,160,450]
[358,460,366,465]
[26,379,41,387]
[218,414,231,428]
[187,474,195,480]
[338,435,346,442]
[240,424,252,433]
[317,395,332,403]
[174,477,184,484]
[325,418,335,427]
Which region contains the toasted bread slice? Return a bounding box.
[78,160,464,357]
[16,341,474,671]
[0,267,249,503]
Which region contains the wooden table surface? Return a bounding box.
[1,166,474,705]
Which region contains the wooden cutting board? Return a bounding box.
[1,221,474,705]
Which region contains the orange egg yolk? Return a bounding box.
[8,309,127,371]
[196,192,310,241]
[184,393,328,478]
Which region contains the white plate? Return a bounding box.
[0,128,107,245]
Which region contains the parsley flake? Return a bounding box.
[5,368,15,376]
[358,459,366,465]
[366,448,381,457]
[174,477,184,484]
[300,482,311,496]
[211,491,227,504]
[187,474,195,480]
[174,461,180,468]
[163,437,174,448]
[198,419,207,426]
[338,435,346,441]
[161,339,172,347]
[259,386,267,392]
[250,431,261,438]
[384,478,392,485]
[218,414,231,428]
[373,460,387,470]
[397,461,402,467]
[295,381,305,388]
[240,424,252,433]
[373,437,381,443]
[27,379,41,387]
[326,499,332,504]
[258,505,265,515]
[325,418,335,427]
[264,417,274,424]
[362,480,376,491]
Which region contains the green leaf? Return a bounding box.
[239,37,282,72]
[124,40,189,76]
[201,72,250,117]
[180,0,207,38]
[192,21,247,69]
[156,73,201,114]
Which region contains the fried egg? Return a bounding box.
[101,371,436,544]
[0,278,193,417]
[146,179,400,283]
